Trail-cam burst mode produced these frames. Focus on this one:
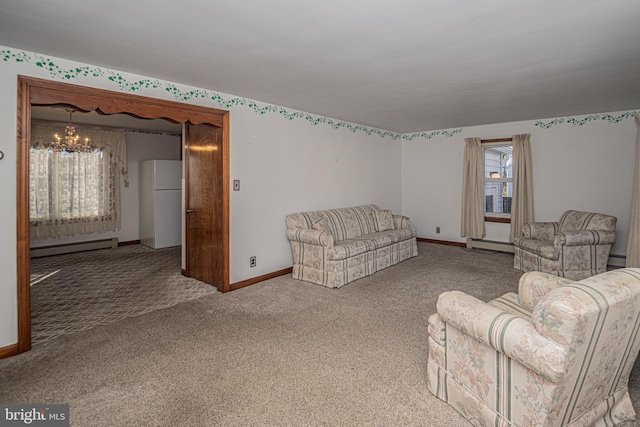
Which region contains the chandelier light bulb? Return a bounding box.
[49,109,94,153]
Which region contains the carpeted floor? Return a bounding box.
[30,245,219,345]
[2,242,639,426]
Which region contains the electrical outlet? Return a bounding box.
[250,256,256,267]
[436,226,441,234]
[233,180,240,191]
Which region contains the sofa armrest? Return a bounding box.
[521,221,558,240]
[437,291,567,382]
[286,228,334,248]
[518,272,575,311]
[393,215,412,229]
[554,230,616,246]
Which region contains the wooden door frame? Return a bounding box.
[16,76,230,354]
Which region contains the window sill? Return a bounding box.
[485,216,511,224]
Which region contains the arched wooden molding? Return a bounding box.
[26,77,225,126]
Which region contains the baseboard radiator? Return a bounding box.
[466,238,515,253]
[30,238,118,258]
[466,238,626,267]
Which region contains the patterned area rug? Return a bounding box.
[30,244,218,345]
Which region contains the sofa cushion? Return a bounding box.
[303,205,380,241]
[374,209,395,232]
[352,206,378,235]
[327,228,417,261]
[353,228,417,251]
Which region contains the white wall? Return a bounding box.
[0,46,402,348]
[30,131,182,248]
[229,108,402,278]
[402,114,638,256]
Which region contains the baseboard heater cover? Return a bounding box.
[607,254,627,268]
[30,237,118,258]
[466,238,515,253]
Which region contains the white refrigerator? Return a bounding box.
[140,160,182,249]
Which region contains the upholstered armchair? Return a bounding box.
[513,210,617,280]
[427,269,640,427]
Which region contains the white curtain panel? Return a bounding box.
[30,125,126,239]
[460,137,486,239]
[509,133,534,242]
[627,114,640,267]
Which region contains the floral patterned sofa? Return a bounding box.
[427,268,640,427]
[285,205,418,288]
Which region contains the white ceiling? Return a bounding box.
[2,0,639,133]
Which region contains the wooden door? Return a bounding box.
[184,123,225,290]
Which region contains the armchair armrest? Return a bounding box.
[518,272,575,311]
[393,215,412,229]
[521,221,559,240]
[554,230,616,246]
[286,228,334,248]
[437,291,567,382]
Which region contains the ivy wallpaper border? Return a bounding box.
[2,48,637,140]
[534,111,638,129]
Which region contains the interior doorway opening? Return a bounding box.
[16,76,230,354]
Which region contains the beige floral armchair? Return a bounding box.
[427,268,640,427]
[513,210,617,280]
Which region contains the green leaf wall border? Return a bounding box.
[2,48,637,140]
[534,111,637,129]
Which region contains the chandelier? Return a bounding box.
[50,109,94,153]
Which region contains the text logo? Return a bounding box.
[1,405,69,426]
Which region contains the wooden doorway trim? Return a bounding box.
[16,76,230,354]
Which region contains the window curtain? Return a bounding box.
[509,133,534,242]
[460,137,485,239]
[30,125,127,239]
[627,114,640,267]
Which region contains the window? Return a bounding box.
[29,125,126,239]
[462,134,532,240]
[483,141,512,220]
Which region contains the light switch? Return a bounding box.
[233,180,240,191]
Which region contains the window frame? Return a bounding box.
[481,138,513,223]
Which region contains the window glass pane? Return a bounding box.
[484,146,512,179]
[484,182,513,214]
[30,147,109,220]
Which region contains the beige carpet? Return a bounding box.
[30,245,218,345]
[3,242,639,426]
